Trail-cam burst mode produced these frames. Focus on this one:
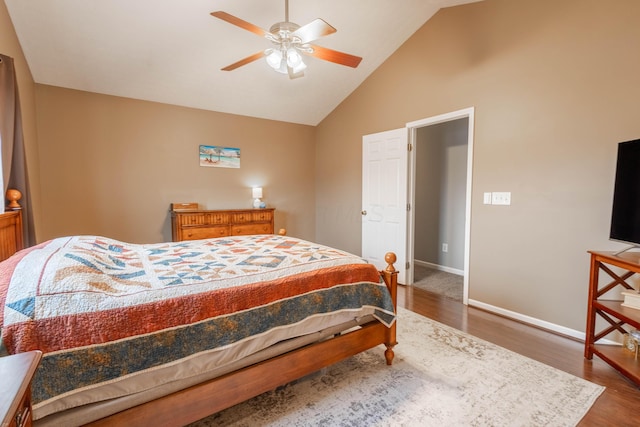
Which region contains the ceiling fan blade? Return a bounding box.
[211,11,271,38]
[221,52,265,71]
[306,45,362,68]
[291,18,336,44]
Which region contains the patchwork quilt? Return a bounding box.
[0,234,395,410]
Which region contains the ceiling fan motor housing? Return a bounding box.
[269,22,302,44]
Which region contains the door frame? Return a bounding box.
[406,107,475,304]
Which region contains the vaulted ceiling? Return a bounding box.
[5,0,480,125]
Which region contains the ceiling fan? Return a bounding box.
[211,0,362,79]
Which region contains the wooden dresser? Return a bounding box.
[0,210,23,262]
[171,207,275,242]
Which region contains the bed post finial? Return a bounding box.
[6,188,22,210]
[384,252,397,274]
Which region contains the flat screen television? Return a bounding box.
[610,138,640,250]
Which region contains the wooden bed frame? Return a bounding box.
[0,209,23,262]
[2,190,398,426]
[1,189,24,262]
[87,255,397,426]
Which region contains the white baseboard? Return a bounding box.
[468,298,592,342]
[416,266,621,346]
[414,259,463,276]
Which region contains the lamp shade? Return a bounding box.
[252,187,263,199]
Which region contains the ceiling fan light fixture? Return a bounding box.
[290,60,307,74]
[265,48,289,74]
[286,48,306,73]
[265,47,306,75]
[286,48,302,67]
[266,49,282,68]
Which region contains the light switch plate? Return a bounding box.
[491,192,511,205]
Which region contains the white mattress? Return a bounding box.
[34,311,377,427]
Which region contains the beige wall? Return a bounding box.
[35,85,316,243]
[316,0,640,332]
[6,0,640,334]
[0,1,41,229]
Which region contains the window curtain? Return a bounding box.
[0,53,34,246]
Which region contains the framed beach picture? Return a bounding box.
[199,145,241,168]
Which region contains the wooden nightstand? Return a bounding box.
[1,351,41,427]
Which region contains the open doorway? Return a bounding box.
[406,108,474,304]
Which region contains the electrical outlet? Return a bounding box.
[442,243,448,253]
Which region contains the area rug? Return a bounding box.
[412,264,463,301]
[190,308,604,426]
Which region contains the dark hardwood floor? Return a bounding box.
[398,285,640,427]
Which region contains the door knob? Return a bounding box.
[361,210,367,216]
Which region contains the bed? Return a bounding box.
[0,228,397,426]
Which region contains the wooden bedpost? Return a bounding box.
[381,252,398,365]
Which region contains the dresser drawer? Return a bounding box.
[180,225,229,241]
[232,212,253,223]
[176,213,229,226]
[203,213,229,225]
[252,211,273,222]
[232,224,273,236]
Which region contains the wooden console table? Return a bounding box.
[585,250,640,385]
[171,207,275,242]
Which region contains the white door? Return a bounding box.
[362,128,409,283]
